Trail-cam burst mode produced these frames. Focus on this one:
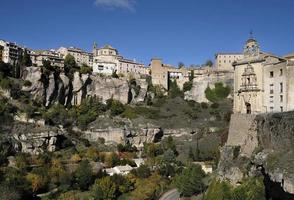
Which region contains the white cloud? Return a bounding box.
[94,0,136,11]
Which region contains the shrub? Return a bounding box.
[74,160,93,190]
[183,81,193,92]
[173,164,206,197]
[168,79,183,98]
[121,106,137,119]
[132,164,151,179]
[107,99,125,116]
[211,102,219,109]
[204,179,232,200]
[79,64,92,74]
[205,82,230,103]
[201,102,208,109]
[23,80,32,87]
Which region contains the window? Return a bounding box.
[270,96,274,103]
[280,106,283,112]
[270,71,274,78]
[270,84,274,94]
[280,95,283,102]
[280,69,283,76]
[280,83,283,93]
[270,107,274,112]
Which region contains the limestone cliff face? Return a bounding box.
[184,72,233,102]
[22,67,148,106]
[88,76,130,104]
[22,67,44,102]
[8,122,67,155]
[218,112,294,196]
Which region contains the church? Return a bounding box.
[233,37,294,114]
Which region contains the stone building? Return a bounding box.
[30,50,64,68]
[0,39,24,64]
[92,43,149,77]
[57,47,93,67]
[150,58,190,90]
[215,53,244,71]
[233,37,294,114]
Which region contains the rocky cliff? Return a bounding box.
[218,112,294,198]
[22,67,148,106]
[184,71,233,102]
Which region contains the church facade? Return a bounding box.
[233,38,294,114]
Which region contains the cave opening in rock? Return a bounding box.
[261,167,294,200]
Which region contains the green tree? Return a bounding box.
[107,99,125,116]
[163,149,176,163]
[205,82,230,103]
[204,179,232,200]
[79,63,92,74]
[168,79,183,98]
[189,70,194,82]
[178,62,185,68]
[231,177,265,200]
[205,60,213,67]
[133,164,151,179]
[90,176,116,200]
[64,54,77,74]
[173,164,206,197]
[183,81,193,92]
[74,160,93,190]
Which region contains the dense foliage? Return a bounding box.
[205,82,230,102]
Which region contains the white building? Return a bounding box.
[0,39,24,64]
[30,50,64,68]
[57,47,93,67]
[105,164,133,176]
[92,44,149,77]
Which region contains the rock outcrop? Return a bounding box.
[218,112,294,196]
[77,125,163,148]
[22,67,148,106]
[22,67,44,102]
[9,123,67,155]
[184,72,233,103]
[89,76,130,104]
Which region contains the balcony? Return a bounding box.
[239,84,260,92]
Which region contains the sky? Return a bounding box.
[1,0,294,66]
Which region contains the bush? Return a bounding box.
[183,81,193,92]
[173,164,206,197]
[211,102,219,109]
[79,64,92,74]
[205,82,230,103]
[107,99,125,116]
[168,79,183,98]
[74,160,93,190]
[201,102,208,109]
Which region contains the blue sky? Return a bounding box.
[1,0,294,66]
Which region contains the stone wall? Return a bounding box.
[218,111,294,195]
[227,113,258,157]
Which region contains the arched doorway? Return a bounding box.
[245,102,251,114]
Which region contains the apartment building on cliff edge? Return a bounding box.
[0,39,24,65]
[233,37,294,114]
[92,43,149,78]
